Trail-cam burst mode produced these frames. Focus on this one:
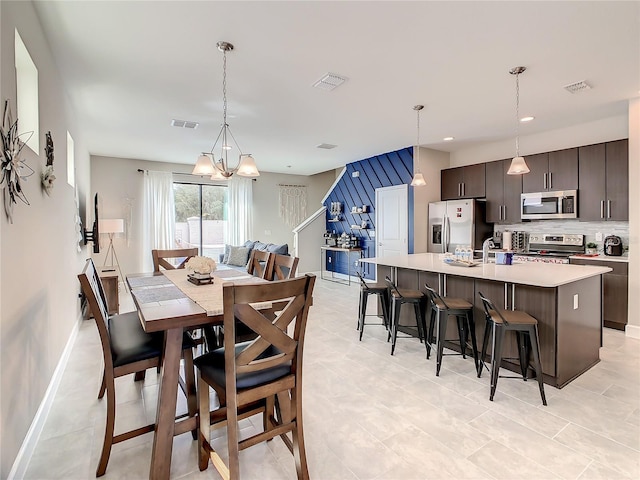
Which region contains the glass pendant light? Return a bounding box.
[410,105,427,186]
[507,66,530,175]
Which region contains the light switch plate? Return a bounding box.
[573,294,579,310]
[596,232,603,241]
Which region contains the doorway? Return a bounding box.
[375,184,408,278]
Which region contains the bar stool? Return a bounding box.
[423,283,479,376]
[356,271,390,341]
[385,276,425,355]
[477,292,547,405]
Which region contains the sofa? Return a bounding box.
[219,240,289,272]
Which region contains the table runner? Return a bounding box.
[162,269,270,316]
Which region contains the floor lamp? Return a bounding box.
[99,219,126,291]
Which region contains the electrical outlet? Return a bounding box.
[328,257,332,263]
[354,261,358,266]
[264,229,271,236]
[573,294,579,310]
[352,171,360,177]
[595,232,603,241]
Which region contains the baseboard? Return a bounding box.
[626,324,640,340]
[7,312,83,480]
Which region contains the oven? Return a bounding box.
[514,233,584,264]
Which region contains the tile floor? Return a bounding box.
[24,277,639,479]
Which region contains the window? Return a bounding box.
[14,29,39,153]
[174,182,228,259]
[67,132,75,186]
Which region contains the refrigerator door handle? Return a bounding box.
[444,215,451,252]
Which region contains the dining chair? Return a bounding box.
[246,249,273,279]
[78,258,198,477]
[152,247,199,272]
[195,274,316,480]
[269,254,299,281]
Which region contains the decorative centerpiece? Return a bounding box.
[185,256,217,285]
[586,242,598,255]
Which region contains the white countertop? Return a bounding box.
[359,253,611,288]
[569,253,629,263]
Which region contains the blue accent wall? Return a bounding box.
[323,147,415,279]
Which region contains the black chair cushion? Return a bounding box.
[195,341,291,390]
[109,311,195,368]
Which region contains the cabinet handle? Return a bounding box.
[543,173,547,190]
[462,183,465,197]
[607,200,611,219]
[503,205,506,220]
[548,172,553,189]
[600,200,605,219]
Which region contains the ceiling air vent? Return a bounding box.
[171,119,199,129]
[312,73,347,91]
[316,143,337,149]
[564,80,592,94]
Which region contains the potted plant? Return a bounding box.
[586,242,598,255]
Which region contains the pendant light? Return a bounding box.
[192,41,260,178]
[507,66,530,175]
[410,105,426,187]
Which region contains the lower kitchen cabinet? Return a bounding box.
[570,258,628,330]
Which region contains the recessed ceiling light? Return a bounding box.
[443,137,454,141]
[316,143,337,149]
[520,116,535,122]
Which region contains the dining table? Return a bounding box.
[126,266,269,480]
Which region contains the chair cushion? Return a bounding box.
[109,312,196,368]
[195,341,291,390]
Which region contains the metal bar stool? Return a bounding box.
[423,283,479,376]
[385,276,425,355]
[477,291,547,405]
[356,271,390,341]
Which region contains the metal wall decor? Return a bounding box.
[41,131,56,196]
[1,100,34,222]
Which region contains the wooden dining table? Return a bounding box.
[126,266,268,480]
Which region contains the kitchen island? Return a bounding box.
[360,253,611,388]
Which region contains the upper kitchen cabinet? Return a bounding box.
[485,159,522,223]
[441,163,485,200]
[578,139,628,221]
[522,149,578,193]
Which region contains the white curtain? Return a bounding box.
[227,176,253,245]
[142,171,175,271]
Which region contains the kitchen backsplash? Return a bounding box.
[495,220,629,251]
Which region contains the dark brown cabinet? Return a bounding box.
[570,258,628,331]
[578,139,628,221]
[441,163,486,200]
[485,159,522,223]
[522,148,578,193]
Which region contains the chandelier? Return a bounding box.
[506,66,530,175]
[192,41,259,179]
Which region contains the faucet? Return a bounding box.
[482,238,495,264]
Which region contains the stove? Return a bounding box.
[514,233,584,264]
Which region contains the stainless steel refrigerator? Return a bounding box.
[428,199,493,254]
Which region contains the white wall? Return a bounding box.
[627,98,639,339]
[413,147,450,253]
[450,115,628,167]
[90,156,335,277]
[252,170,335,250]
[1,2,91,476]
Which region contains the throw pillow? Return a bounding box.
[266,243,288,255]
[227,246,250,267]
[253,241,269,252]
[222,244,232,264]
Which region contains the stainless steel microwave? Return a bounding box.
[520,190,577,220]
